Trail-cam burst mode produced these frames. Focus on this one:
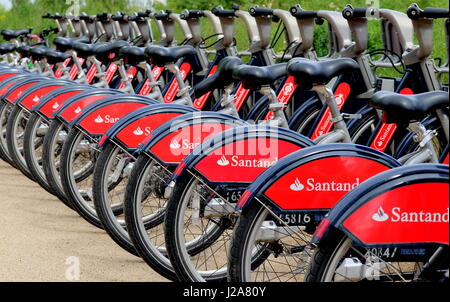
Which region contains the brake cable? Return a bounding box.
[270,21,285,49]
[199,33,224,49]
[368,48,406,74]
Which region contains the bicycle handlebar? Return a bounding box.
[249,6,274,17]
[211,6,237,18]
[42,13,63,19]
[153,10,171,20]
[290,5,318,19]
[111,12,126,21]
[342,5,369,19]
[79,14,95,21]
[137,10,152,18]
[180,10,205,20]
[96,12,109,21]
[407,4,449,20]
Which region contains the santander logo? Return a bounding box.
[75,106,82,114]
[33,96,40,103]
[283,82,294,95]
[170,138,201,151]
[52,102,60,109]
[290,178,305,191]
[169,139,181,150]
[94,115,104,123]
[216,156,278,168]
[372,206,389,222]
[133,126,144,136]
[289,178,360,192]
[335,93,345,106]
[153,67,162,78]
[372,207,449,223]
[217,155,230,166]
[93,115,120,124]
[375,124,396,148]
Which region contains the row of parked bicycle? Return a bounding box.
[0,3,448,282]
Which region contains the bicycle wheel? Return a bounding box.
[6,105,35,180]
[24,113,55,195]
[228,201,314,282]
[348,108,379,146]
[164,173,247,282]
[124,153,179,281]
[289,101,322,136]
[93,142,139,256]
[0,101,16,166]
[60,128,102,227]
[42,119,73,209]
[306,233,447,282]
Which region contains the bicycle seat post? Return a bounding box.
[90,55,107,88]
[71,51,88,84]
[259,85,289,128]
[41,57,55,77]
[216,83,238,118]
[141,62,163,102]
[313,84,352,144]
[166,63,193,106]
[116,58,135,94]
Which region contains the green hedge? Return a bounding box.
[0,0,448,78]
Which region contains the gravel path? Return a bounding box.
[0,159,167,282]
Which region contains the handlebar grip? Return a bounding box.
[211,6,237,17]
[249,6,274,17]
[290,5,318,19]
[111,12,126,21]
[137,10,152,18]
[153,10,171,20]
[407,4,449,19]
[342,5,368,19]
[180,10,205,20]
[79,14,91,21]
[96,12,109,20]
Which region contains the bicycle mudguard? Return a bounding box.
[0,69,23,82]
[174,126,315,185]
[312,164,449,248]
[2,76,48,103]
[139,112,247,166]
[0,74,30,97]
[15,79,72,111]
[52,89,124,124]
[32,85,93,120]
[70,95,157,136]
[236,144,401,212]
[97,103,198,151]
